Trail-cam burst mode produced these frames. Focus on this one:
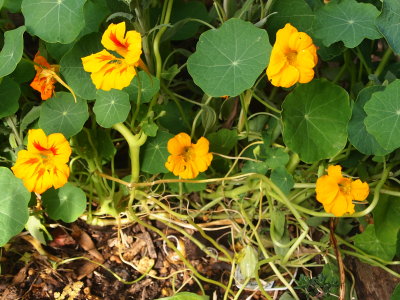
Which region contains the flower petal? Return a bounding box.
[167,133,191,155]
[350,179,369,201]
[316,175,340,205]
[90,61,136,91]
[82,49,117,73]
[327,165,343,183]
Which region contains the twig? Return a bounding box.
[330,218,345,300]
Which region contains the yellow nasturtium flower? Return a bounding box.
[316,165,369,217]
[81,22,142,91]
[266,23,318,88]
[165,133,213,179]
[11,129,72,194]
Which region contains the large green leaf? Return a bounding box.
[373,195,400,261]
[79,0,109,38]
[313,0,381,48]
[141,131,174,174]
[376,0,400,55]
[353,224,396,261]
[282,80,351,163]
[39,92,89,138]
[0,167,30,247]
[94,90,131,128]
[42,183,87,223]
[60,33,103,100]
[187,18,271,97]
[266,0,315,42]
[22,0,86,44]
[0,26,25,78]
[348,85,390,156]
[364,79,400,151]
[0,77,21,118]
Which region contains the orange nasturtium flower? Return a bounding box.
[165,133,213,179]
[30,52,59,100]
[81,22,142,91]
[316,165,369,217]
[11,129,72,194]
[266,23,318,88]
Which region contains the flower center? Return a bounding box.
[338,179,352,195]
[286,51,298,65]
[183,146,194,162]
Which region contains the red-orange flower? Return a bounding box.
[11,129,71,194]
[30,53,59,100]
[165,133,213,179]
[316,165,369,216]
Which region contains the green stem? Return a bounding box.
[374,47,393,78]
[153,0,174,79]
[112,123,147,183]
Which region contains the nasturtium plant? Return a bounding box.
[187,18,271,97]
[0,26,25,78]
[141,131,174,174]
[313,0,381,48]
[39,92,89,138]
[42,183,87,223]
[127,71,160,103]
[364,79,400,151]
[282,79,351,163]
[0,167,30,247]
[376,0,400,55]
[22,0,86,44]
[94,89,131,128]
[348,85,390,156]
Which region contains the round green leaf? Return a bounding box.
[0,26,25,78]
[206,128,238,155]
[348,85,390,156]
[141,131,174,174]
[0,167,30,247]
[266,0,315,43]
[94,89,130,128]
[42,183,86,223]
[39,92,89,138]
[22,0,86,44]
[60,33,103,100]
[126,71,160,103]
[265,147,289,170]
[282,79,351,163]
[364,79,400,151]
[271,166,294,195]
[313,0,381,48]
[187,18,271,97]
[376,0,400,55]
[0,77,21,118]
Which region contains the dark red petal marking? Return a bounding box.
[109,32,129,49]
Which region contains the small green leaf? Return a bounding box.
[20,106,41,132]
[0,26,26,78]
[80,0,110,38]
[282,80,351,163]
[376,0,400,55]
[265,147,289,170]
[126,71,160,103]
[313,0,381,48]
[39,92,89,138]
[391,283,400,300]
[10,59,35,83]
[353,224,396,261]
[238,245,258,279]
[22,0,86,44]
[373,195,400,260]
[206,128,238,155]
[348,85,390,156]
[271,166,294,195]
[141,131,174,174]
[0,77,21,118]
[201,105,217,133]
[155,292,208,300]
[266,0,315,42]
[271,209,286,239]
[142,121,158,137]
[94,89,130,128]
[3,0,22,12]
[364,79,400,151]
[26,216,47,245]
[0,167,30,247]
[42,183,87,223]
[187,18,271,97]
[242,160,269,175]
[60,33,103,100]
